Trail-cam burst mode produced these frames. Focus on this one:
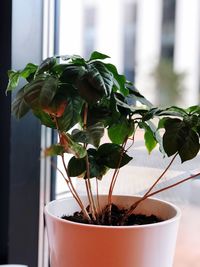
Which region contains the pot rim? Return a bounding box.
[44,194,181,229]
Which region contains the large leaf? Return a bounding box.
[60,133,87,158]
[37,57,57,74]
[6,63,38,93]
[6,71,20,92]
[178,130,200,162]
[139,122,157,154]
[163,118,200,162]
[89,51,110,61]
[23,81,44,108]
[39,76,59,107]
[72,122,104,147]
[105,63,128,96]
[57,95,84,131]
[60,65,86,84]
[33,109,56,128]
[163,119,186,157]
[87,62,113,96]
[76,76,104,103]
[12,87,30,118]
[68,157,86,177]
[108,118,134,144]
[186,105,200,115]
[20,63,38,81]
[97,143,132,169]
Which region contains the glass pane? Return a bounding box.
[54,1,200,266]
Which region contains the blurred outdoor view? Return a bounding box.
[55,1,200,266]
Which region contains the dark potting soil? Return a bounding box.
[61,204,162,226]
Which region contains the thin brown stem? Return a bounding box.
[108,138,128,206]
[143,153,178,198]
[96,178,101,214]
[125,171,200,219]
[61,155,91,221]
[145,172,200,199]
[53,116,91,221]
[83,103,98,221]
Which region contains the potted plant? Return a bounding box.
[6,51,200,267]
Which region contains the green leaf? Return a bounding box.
[60,133,87,158]
[37,57,57,74]
[178,129,200,162]
[108,118,134,144]
[97,143,132,168]
[105,63,128,96]
[11,87,30,118]
[39,76,59,107]
[20,63,38,81]
[72,122,104,147]
[6,71,20,92]
[163,118,185,157]
[86,62,113,97]
[60,65,86,84]
[186,105,200,114]
[32,109,56,128]
[89,51,110,61]
[76,76,104,104]
[139,122,157,153]
[23,79,45,108]
[162,118,200,161]
[157,117,170,130]
[68,157,86,177]
[44,144,65,156]
[57,95,84,131]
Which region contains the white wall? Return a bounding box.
[135,0,163,103]
[174,0,200,106]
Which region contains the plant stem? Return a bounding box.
[96,178,101,214]
[54,116,91,222]
[83,103,98,221]
[50,159,91,221]
[107,138,128,223]
[142,153,178,199]
[61,155,91,221]
[108,138,128,205]
[124,171,200,221]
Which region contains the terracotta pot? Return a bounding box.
[45,195,181,267]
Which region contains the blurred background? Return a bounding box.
[1,1,200,267]
[55,1,200,267]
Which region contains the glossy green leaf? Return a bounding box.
[72,122,104,147]
[178,129,200,162]
[139,122,157,153]
[37,57,57,73]
[186,105,200,114]
[20,63,38,81]
[108,118,134,144]
[162,118,200,162]
[163,118,185,157]
[89,51,110,61]
[32,109,56,128]
[57,95,84,131]
[23,79,45,108]
[87,62,113,96]
[68,157,86,177]
[105,63,128,96]
[6,71,20,92]
[11,87,30,118]
[39,76,59,107]
[97,143,132,168]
